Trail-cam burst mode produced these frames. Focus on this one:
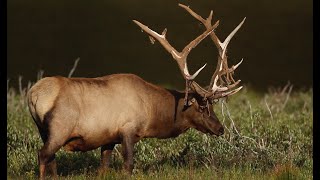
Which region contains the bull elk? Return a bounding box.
[27,3,245,179]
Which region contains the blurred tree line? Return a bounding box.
[7,0,312,91]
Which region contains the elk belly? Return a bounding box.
[63,128,121,152]
[63,136,111,152]
[63,136,88,152]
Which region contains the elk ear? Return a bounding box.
[183,97,196,112]
[188,98,196,106]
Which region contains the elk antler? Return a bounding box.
[133,19,218,105]
[134,4,245,104]
[179,4,245,99]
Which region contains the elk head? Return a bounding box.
[134,3,245,136]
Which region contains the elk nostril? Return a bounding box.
[219,127,224,135]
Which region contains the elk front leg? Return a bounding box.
[99,143,115,174]
[121,133,135,174]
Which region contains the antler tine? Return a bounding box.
[219,58,243,77]
[133,19,216,80]
[219,18,246,59]
[133,20,179,61]
[185,63,207,80]
[178,4,222,50]
[212,86,243,99]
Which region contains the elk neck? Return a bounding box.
[160,89,195,137]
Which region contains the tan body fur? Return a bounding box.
[29,74,189,150]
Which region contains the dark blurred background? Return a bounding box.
[7,0,312,91]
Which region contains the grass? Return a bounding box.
[7,77,313,179]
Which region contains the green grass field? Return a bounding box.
[7,80,313,179]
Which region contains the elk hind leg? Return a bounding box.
[38,122,72,179]
[38,139,61,179]
[99,143,116,174]
[37,126,57,177]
